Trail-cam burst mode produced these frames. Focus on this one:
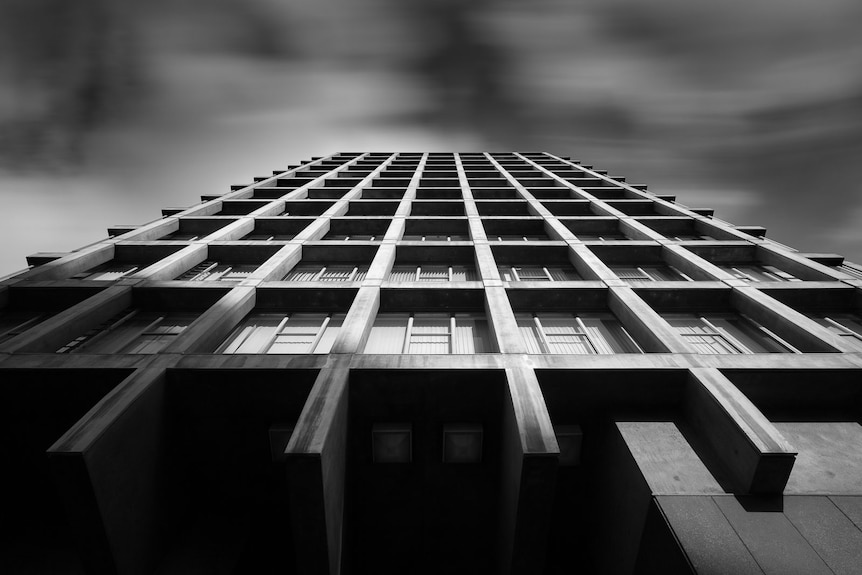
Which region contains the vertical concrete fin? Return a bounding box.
[685,368,796,494]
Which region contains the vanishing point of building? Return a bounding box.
[2,152,862,574]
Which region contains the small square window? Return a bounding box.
[372,423,412,463]
[443,424,484,463]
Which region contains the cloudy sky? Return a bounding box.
[1,0,862,275]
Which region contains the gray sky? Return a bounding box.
[2,0,862,276]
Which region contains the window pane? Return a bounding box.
[220,314,284,353]
[389,266,417,282]
[314,315,344,353]
[319,266,355,282]
[546,267,580,281]
[284,265,321,281]
[613,267,651,283]
[364,314,408,353]
[409,316,450,353]
[417,266,449,282]
[715,318,789,353]
[540,317,592,354]
[581,318,640,354]
[516,267,550,281]
[516,315,544,354]
[452,316,492,353]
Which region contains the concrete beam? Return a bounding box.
[499,367,559,575]
[285,358,351,575]
[685,368,796,493]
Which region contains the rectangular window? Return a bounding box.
[723,265,800,282]
[498,266,581,281]
[515,313,642,354]
[808,314,862,351]
[57,312,196,354]
[218,313,344,354]
[388,265,478,282]
[283,265,368,282]
[363,313,493,354]
[72,263,139,281]
[612,266,690,283]
[176,261,257,282]
[665,314,796,354]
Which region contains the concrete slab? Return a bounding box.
[657,496,763,575]
[713,496,833,575]
[783,496,862,575]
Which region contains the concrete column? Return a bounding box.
[499,367,559,575]
[48,360,174,575]
[329,286,381,354]
[285,358,352,575]
[165,286,256,354]
[685,368,796,493]
[608,286,697,353]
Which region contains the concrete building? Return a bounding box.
[2,152,862,574]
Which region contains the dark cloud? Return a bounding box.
[1,0,861,273]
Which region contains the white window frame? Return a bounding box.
[520,313,642,355]
[219,313,340,354]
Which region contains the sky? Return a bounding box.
[1,0,862,276]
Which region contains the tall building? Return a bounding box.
[2,152,862,575]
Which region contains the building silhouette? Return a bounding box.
[2,152,862,574]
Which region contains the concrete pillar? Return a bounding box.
[285,358,352,575]
[499,367,559,575]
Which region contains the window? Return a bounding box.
[218,313,344,354]
[807,314,862,351]
[57,312,195,354]
[72,263,139,281]
[665,314,797,354]
[176,261,257,282]
[388,265,477,282]
[498,266,581,282]
[492,234,547,242]
[325,234,378,241]
[575,233,627,241]
[721,265,800,282]
[516,313,642,354]
[283,265,368,282]
[611,265,691,283]
[363,313,493,354]
[402,234,468,241]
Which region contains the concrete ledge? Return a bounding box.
[685,368,796,494]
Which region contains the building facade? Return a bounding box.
[2,152,862,574]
